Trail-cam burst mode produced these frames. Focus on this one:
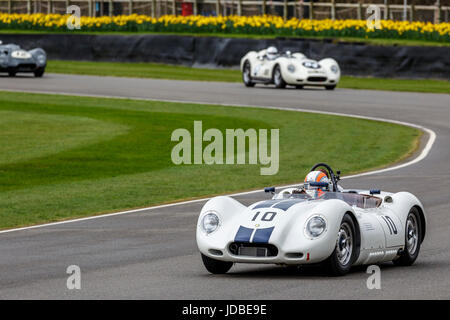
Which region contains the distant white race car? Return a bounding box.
[240,46,340,90]
[197,163,426,276]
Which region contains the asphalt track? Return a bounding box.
[0,74,449,299]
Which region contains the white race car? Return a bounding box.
[196,163,425,276]
[240,46,340,90]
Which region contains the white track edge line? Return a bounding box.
[0,88,437,234]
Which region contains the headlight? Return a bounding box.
[331,65,339,74]
[37,54,46,65]
[306,216,327,238]
[201,212,220,234]
[287,64,296,73]
[11,50,31,59]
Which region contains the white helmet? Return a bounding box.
[304,170,329,198]
[266,46,278,60]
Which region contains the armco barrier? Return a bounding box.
[1,34,449,79]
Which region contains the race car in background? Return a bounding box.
[240,47,340,90]
[197,163,426,276]
[0,41,46,77]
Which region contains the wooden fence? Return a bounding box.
[0,0,448,23]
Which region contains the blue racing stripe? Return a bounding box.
[272,199,305,211]
[253,200,282,210]
[252,227,275,243]
[234,226,254,242]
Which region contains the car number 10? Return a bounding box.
[252,211,277,222]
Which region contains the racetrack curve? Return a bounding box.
[0,74,449,299]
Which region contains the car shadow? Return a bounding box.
[225,262,398,279]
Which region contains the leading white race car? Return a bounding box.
[196,163,425,276]
[240,46,340,90]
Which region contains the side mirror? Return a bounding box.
[264,187,275,193]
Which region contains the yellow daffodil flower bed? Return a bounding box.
[1,14,449,42]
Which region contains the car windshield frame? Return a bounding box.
[279,192,382,209]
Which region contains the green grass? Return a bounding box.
[46,60,450,94]
[2,30,449,47]
[0,91,421,229]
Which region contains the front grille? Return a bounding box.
[307,76,327,82]
[228,242,278,257]
[18,63,36,70]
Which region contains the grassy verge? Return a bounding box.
[2,30,449,47]
[46,60,450,94]
[0,91,421,229]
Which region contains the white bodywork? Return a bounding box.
[197,187,426,266]
[240,49,341,88]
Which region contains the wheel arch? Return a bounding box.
[345,210,361,256]
[413,205,426,243]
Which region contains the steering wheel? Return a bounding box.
[309,163,340,192]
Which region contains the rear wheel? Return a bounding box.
[8,71,16,77]
[323,214,358,276]
[273,65,286,89]
[393,207,422,266]
[296,85,304,89]
[325,85,336,90]
[242,61,255,87]
[201,254,233,274]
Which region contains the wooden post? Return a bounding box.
[385,0,390,20]
[309,1,313,20]
[283,0,287,21]
[410,3,415,22]
[128,0,133,14]
[88,0,92,16]
[357,1,362,20]
[172,0,176,15]
[331,0,336,20]
[27,0,31,14]
[48,0,53,14]
[193,0,198,15]
[262,0,266,15]
[238,0,242,16]
[109,0,113,16]
[8,0,11,14]
[151,0,156,17]
[216,0,220,16]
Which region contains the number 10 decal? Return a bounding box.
[252,211,277,222]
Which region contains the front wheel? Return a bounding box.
[323,214,358,276]
[8,71,16,77]
[34,69,45,78]
[325,85,336,90]
[242,61,255,87]
[273,65,286,89]
[201,254,233,274]
[393,207,422,266]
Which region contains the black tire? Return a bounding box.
[295,85,304,89]
[273,65,286,89]
[201,254,233,274]
[323,214,359,276]
[34,69,45,78]
[393,207,422,266]
[242,61,255,87]
[325,85,336,90]
[8,71,16,77]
